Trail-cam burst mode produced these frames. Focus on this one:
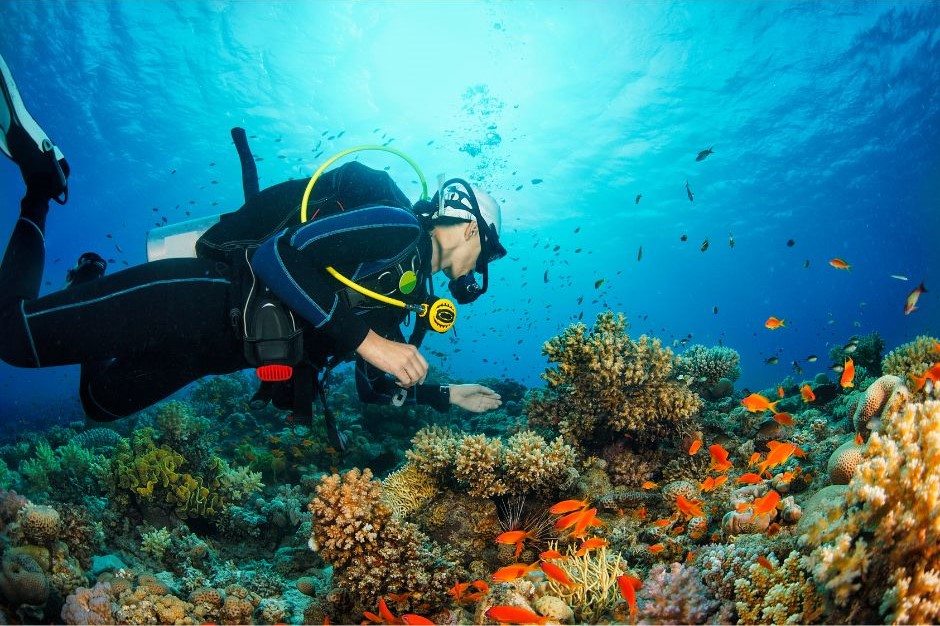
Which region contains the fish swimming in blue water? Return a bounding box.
[686,181,694,203]
[695,146,714,161]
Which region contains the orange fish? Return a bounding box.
[708,444,734,472]
[748,490,781,521]
[736,472,764,484]
[909,362,940,392]
[616,574,642,620]
[540,560,579,587]
[840,357,855,388]
[800,384,815,402]
[829,258,851,270]
[549,499,590,514]
[766,522,782,538]
[855,432,864,445]
[903,281,926,315]
[777,386,784,398]
[741,393,780,413]
[576,538,609,553]
[636,505,647,520]
[748,452,761,467]
[757,441,800,476]
[686,550,696,563]
[765,316,786,330]
[647,543,665,554]
[540,549,565,560]
[700,476,717,492]
[688,439,702,455]
[378,598,399,625]
[675,494,706,518]
[554,509,587,532]
[569,507,602,539]
[641,481,659,490]
[484,606,550,625]
[712,474,729,489]
[492,562,539,583]
[756,555,775,570]
[773,412,795,426]
[652,518,673,527]
[401,615,435,625]
[386,592,412,604]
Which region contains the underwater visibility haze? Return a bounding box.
[0,1,938,624]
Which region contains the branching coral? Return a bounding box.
[308,468,454,621]
[526,311,702,445]
[381,461,440,518]
[732,551,825,624]
[801,401,940,623]
[541,543,627,623]
[637,562,720,624]
[406,428,577,499]
[881,335,938,398]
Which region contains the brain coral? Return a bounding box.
[802,400,940,624]
[526,311,702,445]
[18,503,60,546]
[852,375,910,438]
[0,552,48,607]
[827,438,865,485]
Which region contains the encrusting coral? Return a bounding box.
[307,468,454,622]
[525,311,702,446]
[801,400,940,624]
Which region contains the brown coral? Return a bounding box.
[18,503,61,546]
[381,462,440,518]
[882,335,939,398]
[526,311,702,445]
[827,438,865,485]
[0,552,48,607]
[852,374,909,437]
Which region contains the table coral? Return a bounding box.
[802,401,940,623]
[527,311,702,445]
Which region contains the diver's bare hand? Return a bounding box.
[449,384,502,413]
[356,330,428,387]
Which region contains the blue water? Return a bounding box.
[1,1,938,418]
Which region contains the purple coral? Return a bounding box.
[637,562,719,624]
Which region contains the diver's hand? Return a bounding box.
[356,330,428,387]
[449,384,502,413]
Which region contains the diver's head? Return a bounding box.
[426,179,506,304]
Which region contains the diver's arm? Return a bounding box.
[355,355,451,412]
[251,206,422,354]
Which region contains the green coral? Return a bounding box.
[140,526,173,560]
[154,400,209,444]
[525,311,702,445]
[19,440,106,500]
[112,433,226,519]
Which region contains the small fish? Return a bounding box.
[708,444,734,471]
[540,560,579,587]
[700,238,709,252]
[765,356,779,365]
[736,472,764,484]
[641,480,659,490]
[747,490,782,521]
[748,452,762,467]
[491,562,539,583]
[756,555,775,570]
[695,146,714,161]
[680,234,688,242]
[686,180,695,202]
[647,543,665,554]
[635,194,642,204]
[540,549,565,560]
[806,355,818,362]
[543,270,549,283]
[777,386,785,398]
[909,363,940,392]
[891,274,908,281]
[594,278,605,289]
[741,393,779,413]
[903,281,927,315]
[830,258,851,270]
[484,605,550,625]
[803,259,810,269]
[401,614,435,625]
[617,574,642,619]
[792,360,803,375]
[773,412,795,426]
[713,306,718,314]
[786,239,795,247]
[843,343,858,354]
[800,384,816,402]
[688,439,702,455]
[652,518,673,527]
[728,232,735,248]
[495,530,534,545]
[637,246,643,262]
[764,317,786,330]
[548,499,590,514]
[531,178,543,184]
[840,357,855,388]
[831,363,844,373]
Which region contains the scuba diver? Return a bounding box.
[0,53,504,449]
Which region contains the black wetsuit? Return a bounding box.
[0,163,449,421]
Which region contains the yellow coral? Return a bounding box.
[827,438,866,485]
[454,434,508,498]
[541,543,627,623]
[882,335,939,399]
[381,462,440,518]
[803,401,940,623]
[733,551,824,624]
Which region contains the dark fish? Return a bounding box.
[635,194,642,204]
[543,270,549,283]
[578,311,584,320]
[786,239,795,247]
[515,185,523,191]
[637,246,643,262]
[170,169,176,174]
[106,233,113,238]
[700,238,709,252]
[686,180,694,202]
[531,178,543,184]
[209,162,216,166]
[803,259,810,268]
[427,140,434,146]
[275,137,282,142]
[337,130,345,138]
[765,356,779,365]
[115,245,123,253]
[553,245,560,252]
[211,180,219,184]
[577,296,584,305]
[575,248,582,253]
[680,234,688,242]
[574,227,580,233]
[695,146,714,161]
[792,360,803,375]
[728,232,735,249]
[713,306,718,314]
[594,279,605,289]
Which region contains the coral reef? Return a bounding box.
[381,461,440,518]
[540,544,627,623]
[882,335,939,397]
[829,332,885,376]
[851,374,910,438]
[827,438,865,485]
[70,428,122,451]
[675,344,742,397]
[526,311,702,445]
[307,468,455,621]
[636,562,720,624]
[406,427,577,498]
[61,581,115,624]
[733,551,825,624]
[801,401,940,623]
